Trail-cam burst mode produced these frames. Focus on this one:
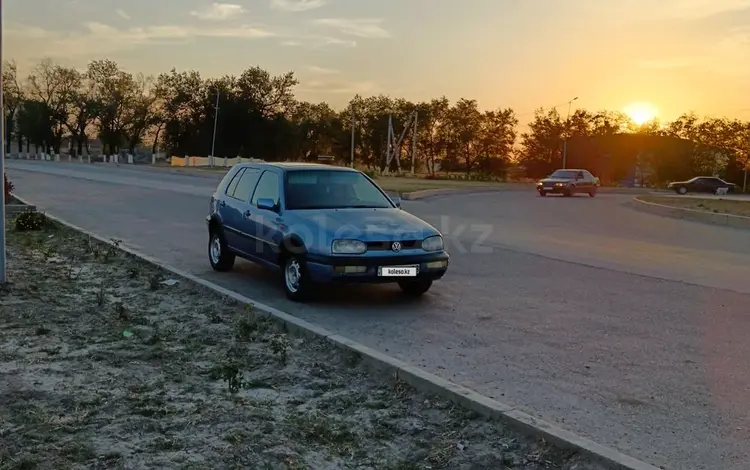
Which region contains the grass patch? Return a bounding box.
[0,215,606,469]
[639,195,750,217]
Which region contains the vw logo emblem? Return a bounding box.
[391,241,402,252]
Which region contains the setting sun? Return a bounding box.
[623,102,659,125]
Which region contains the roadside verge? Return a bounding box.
[629,195,750,229]
[11,194,659,470]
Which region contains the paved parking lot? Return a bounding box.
[8,161,750,470]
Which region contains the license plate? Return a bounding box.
[378,265,418,277]
[544,187,553,190]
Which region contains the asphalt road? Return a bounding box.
[7,161,750,470]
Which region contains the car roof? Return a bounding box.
[553,168,587,172]
[235,162,359,173]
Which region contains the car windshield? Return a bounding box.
[285,170,394,210]
[549,170,579,179]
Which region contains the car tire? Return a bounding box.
[282,254,312,302]
[677,186,688,195]
[398,279,433,297]
[208,229,235,272]
[588,190,596,197]
[538,190,547,197]
[563,187,573,197]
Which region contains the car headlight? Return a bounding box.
[331,239,366,254]
[422,235,443,252]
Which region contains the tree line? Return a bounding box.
[2,58,749,183]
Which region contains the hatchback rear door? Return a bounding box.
[221,168,262,253]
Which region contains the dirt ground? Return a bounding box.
[639,195,750,217]
[0,213,606,470]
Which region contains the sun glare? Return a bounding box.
[623,102,658,125]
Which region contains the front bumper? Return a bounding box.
[538,184,571,193]
[305,251,449,284]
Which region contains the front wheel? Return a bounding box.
[398,279,433,297]
[538,190,547,197]
[588,190,596,197]
[677,186,688,195]
[283,255,312,302]
[208,229,235,272]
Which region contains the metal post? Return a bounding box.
[385,114,393,173]
[562,96,578,169]
[350,107,355,168]
[210,90,219,168]
[0,4,6,284]
[411,111,418,174]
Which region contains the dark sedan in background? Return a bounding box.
[537,169,600,197]
[667,177,736,195]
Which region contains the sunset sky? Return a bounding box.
[4,0,750,125]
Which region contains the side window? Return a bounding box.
[225,168,245,197]
[231,169,262,202]
[251,171,281,207]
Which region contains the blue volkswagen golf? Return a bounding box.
[206,162,449,301]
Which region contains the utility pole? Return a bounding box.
[562,96,578,169]
[210,90,220,167]
[350,106,355,168]
[411,111,418,174]
[0,5,7,284]
[385,114,393,174]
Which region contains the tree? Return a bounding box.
[25,59,80,153]
[64,69,98,156]
[2,60,23,154]
[5,55,750,188]
[475,108,518,178]
[517,108,564,178]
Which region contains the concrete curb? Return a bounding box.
[630,196,750,230]
[12,194,659,470]
[5,203,37,215]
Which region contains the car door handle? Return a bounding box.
[219,200,226,207]
[243,210,252,218]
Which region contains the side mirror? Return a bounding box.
[256,198,277,212]
[391,195,402,208]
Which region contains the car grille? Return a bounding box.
[366,240,421,251]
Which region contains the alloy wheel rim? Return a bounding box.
[210,236,221,264]
[285,259,301,293]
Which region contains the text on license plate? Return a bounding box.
[544,186,553,190]
[378,265,418,277]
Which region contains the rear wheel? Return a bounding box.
[398,279,433,297]
[677,186,688,195]
[282,254,312,302]
[208,229,235,272]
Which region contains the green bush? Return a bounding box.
[13,210,49,231]
[363,170,378,179]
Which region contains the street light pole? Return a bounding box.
[350,106,355,168]
[562,96,578,169]
[210,90,219,167]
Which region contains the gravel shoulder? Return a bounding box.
[638,195,750,217]
[0,212,604,470]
